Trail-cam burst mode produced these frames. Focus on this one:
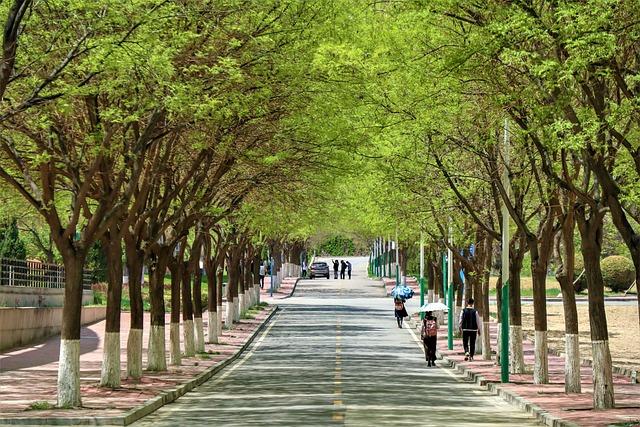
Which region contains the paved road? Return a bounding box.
[133,257,539,426]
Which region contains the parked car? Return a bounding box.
[309,262,330,279]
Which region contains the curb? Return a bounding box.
[281,277,301,299]
[0,306,280,426]
[406,318,577,427]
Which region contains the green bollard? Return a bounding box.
[447,277,454,350]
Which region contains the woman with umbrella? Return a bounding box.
[393,297,408,328]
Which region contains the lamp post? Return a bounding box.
[501,119,511,383]
[447,227,454,351]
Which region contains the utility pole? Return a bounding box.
[501,118,511,383]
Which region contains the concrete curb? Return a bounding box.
[281,277,301,299]
[406,318,578,427]
[0,306,280,426]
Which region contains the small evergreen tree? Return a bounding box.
[0,218,27,260]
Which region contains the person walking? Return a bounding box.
[340,260,347,279]
[394,298,408,328]
[301,260,307,278]
[459,298,482,361]
[259,261,266,289]
[421,311,438,366]
[332,260,339,279]
[346,261,352,279]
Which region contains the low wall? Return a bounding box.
[0,285,93,307]
[0,306,106,351]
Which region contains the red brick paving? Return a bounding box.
[409,314,640,426]
[0,303,278,421]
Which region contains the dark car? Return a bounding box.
[309,262,330,279]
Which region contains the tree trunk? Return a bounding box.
[100,232,123,388]
[509,234,527,374]
[453,257,464,336]
[205,257,218,344]
[147,249,169,371]
[217,263,224,335]
[124,240,144,379]
[168,260,182,366]
[426,256,435,303]
[576,204,615,409]
[481,235,493,360]
[181,261,195,357]
[57,253,87,408]
[193,262,205,353]
[554,211,581,393]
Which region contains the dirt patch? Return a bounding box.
[517,304,640,372]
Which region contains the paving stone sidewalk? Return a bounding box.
[260,276,299,300]
[410,314,640,426]
[0,303,277,423]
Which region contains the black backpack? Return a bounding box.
[461,308,478,330]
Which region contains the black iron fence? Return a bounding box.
[0,258,94,290]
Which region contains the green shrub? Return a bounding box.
[601,255,635,292]
[573,256,588,293]
[316,235,355,256]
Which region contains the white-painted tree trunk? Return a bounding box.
[592,339,615,409]
[217,306,223,336]
[454,306,462,337]
[57,339,81,407]
[127,328,143,379]
[255,285,261,305]
[565,333,582,393]
[427,289,434,304]
[482,321,491,360]
[169,322,181,366]
[509,325,526,374]
[183,319,195,357]
[207,310,218,344]
[534,330,549,384]
[100,332,121,387]
[238,293,245,315]
[147,325,167,371]
[225,300,235,328]
[476,324,483,355]
[195,317,205,353]
[233,298,240,322]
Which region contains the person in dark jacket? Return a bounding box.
[346,261,352,279]
[394,298,408,328]
[340,260,347,279]
[458,298,482,361]
[421,311,438,366]
[332,260,339,279]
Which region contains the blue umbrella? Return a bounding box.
[391,284,414,300]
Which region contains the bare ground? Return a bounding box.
[514,303,640,372]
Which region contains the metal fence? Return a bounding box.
[0,258,94,290]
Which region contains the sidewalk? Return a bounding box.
[260,276,299,300]
[0,304,276,424]
[409,315,640,426]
